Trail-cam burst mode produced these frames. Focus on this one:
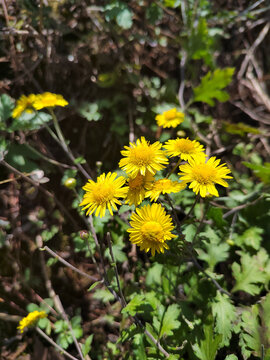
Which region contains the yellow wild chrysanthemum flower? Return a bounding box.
[17,311,47,333]
[163,138,206,162]
[127,203,176,256]
[125,171,154,207]
[33,92,68,110]
[80,172,128,218]
[12,94,37,118]
[145,178,186,202]
[155,108,184,128]
[178,157,232,198]
[119,137,168,177]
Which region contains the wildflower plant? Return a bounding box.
[3,10,269,357]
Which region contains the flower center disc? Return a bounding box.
[92,184,114,203]
[175,139,194,153]
[164,109,176,120]
[192,164,216,184]
[130,147,154,166]
[129,174,144,189]
[141,221,163,242]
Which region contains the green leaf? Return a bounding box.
[240,293,270,358]
[93,288,115,303]
[193,323,223,360]
[78,102,101,122]
[212,293,237,346]
[105,243,127,263]
[116,8,133,29]
[146,263,163,286]
[26,303,40,312]
[243,162,270,184]
[82,334,93,356]
[234,227,263,250]
[88,281,101,292]
[183,224,197,243]
[207,207,227,228]
[232,252,267,295]
[105,2,133,30]
[197,227,229,271]
[193,68,235,106]
[10,111,51,131]
[186,18,215,67]
[225,356,238,360]
[41,225,58,243]
[0,94,14,126]
[122,294,154,317]
[159,304,181,338]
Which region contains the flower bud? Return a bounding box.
[64,178,77,189]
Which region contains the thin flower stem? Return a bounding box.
[39,246,85,360]
[40,245,100,283]
[181,194,200,222]
[88,218,171,358]
[36,327,79,360]
[168,193,232,297]
[106,232,127,307]
[0,159,79,230]
[188,250,231,297]
[25,143,74,169]
[166,158,182,178]
[48,108,92,180]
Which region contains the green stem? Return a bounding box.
[48,108,92,180]
[166,157,182,178]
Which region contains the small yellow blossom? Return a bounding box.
[155,108,184,128]
[12,94,37,118]
[119,137,168,177]
[178,157,232,197]
[80,172,128,218]
[128,203,176,256]
[33,92,68,110]
[125,171,154,207]
[145,178,186,202]
[17,311,47,333]
[163,138,206,162]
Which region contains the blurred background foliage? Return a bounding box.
[0,0,270,359]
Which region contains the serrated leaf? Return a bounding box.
[193,68,235,106]
[146,263,163,286]
[193,323,222,360]
[197,227,229,271]
[212,292,237,346]
[234,227,263,250]
[119,323,140,343]
[122,294,155,317]
[159,304,181,338]
[93,288,115,303]
[232,252,267,295]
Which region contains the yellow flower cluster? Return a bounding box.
[12,92,68,118]
[80,111,232,256]
[17,310,47,333]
